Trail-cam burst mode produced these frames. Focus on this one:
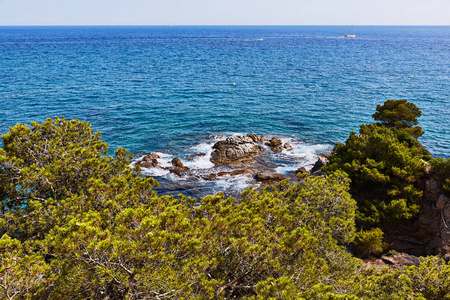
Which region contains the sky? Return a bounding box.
[0,0,449,26]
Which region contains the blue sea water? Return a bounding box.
[1,26,449,197]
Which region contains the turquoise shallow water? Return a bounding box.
[1,26,449,197]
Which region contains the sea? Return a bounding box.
[1,26,449,198]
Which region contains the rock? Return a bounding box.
[203,169,254,181]
[436,194,449,210]
[187,153,206,160]
[425,179,439,200]
[217,169,254,177]
[211,135,264,166]
[203,173,217,180]
[246,134,264,143]
[171,157,189,170]
[265,137,283,152]
[142,153,160,161]
[137,160,153,168]
[254,171,287,185]
[295,167,309,175]
[365,253,421,269]
[284,143,292,150]
[136,153,162,168]
[381,253,420,267]
[311,156,328,173]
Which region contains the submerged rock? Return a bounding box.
[211,135,264,166]
[187,153,206,160]
[265,137,283,152]
[204,168,254,181]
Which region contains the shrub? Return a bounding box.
[353,228,384,258]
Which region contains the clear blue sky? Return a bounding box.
[0,0,449,26]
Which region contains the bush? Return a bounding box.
[353,228,384,258]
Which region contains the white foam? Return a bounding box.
[271,137,333,174]
[131,151,174,176]
[183,142,215,169]
[141,167,170,177]
[213,174,255,192]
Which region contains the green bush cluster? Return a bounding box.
[324,123,429,224]
[325,100,432,221]
[2,110,450,299]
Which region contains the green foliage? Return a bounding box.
[404,257,450,299]
[372,99,424,138]
[0,234,50,299]
[353,228,384,258]
[324,123,427,224]
[2,117,450,299]
[37,173,357,298]
[0,117,157,240]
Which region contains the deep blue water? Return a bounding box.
[1,26,449,196]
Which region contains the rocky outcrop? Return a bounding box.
[364,253,420,269]
[171,157,189,171]
[246,134,264,143]
[254,171,287,185]
[136,153,161,168]
[265,137,283,152]
[381,177,450,259]
[311,156,328,174]
[211,136,264,166]
[167,157,190,176]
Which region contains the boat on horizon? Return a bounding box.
[344,25,356,38]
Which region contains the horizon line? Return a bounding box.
[1,24,449,27]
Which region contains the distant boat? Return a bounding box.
[344,25,356,38]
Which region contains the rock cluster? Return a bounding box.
[265,137,284,152]
[210,135,264,166]
[135,153,190,176]
[246,134,264,143]
[136,153,161,168]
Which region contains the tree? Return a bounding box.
[325,124,428,224]
[372,99,424,138]
[0,117,157,240]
